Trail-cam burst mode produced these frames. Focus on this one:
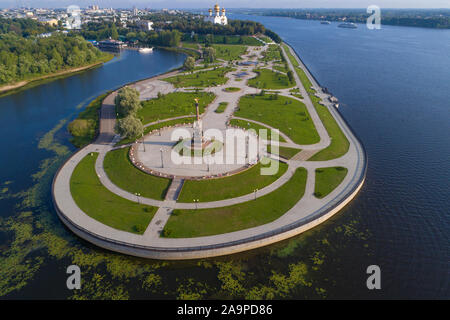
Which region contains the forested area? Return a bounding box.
[0,17,55,36]
[0,29,110,85]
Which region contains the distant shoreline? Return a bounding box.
[0,54,114,96]
[262,14,450,30]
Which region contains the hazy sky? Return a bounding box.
[1,0,449,9]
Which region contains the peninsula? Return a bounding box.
[53,24,366,259]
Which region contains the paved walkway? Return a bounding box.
[52,42,366,258]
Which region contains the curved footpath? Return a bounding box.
[52,42,367,260]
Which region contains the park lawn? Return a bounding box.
[248,69,294,90]
[115,117,196,146]
[178,160,288,203]
[163,67,232,88]
[236,94,320,145]
[163,167,307,238]
[103,147,171,200]
[273,64,289,73]
[282,43,299,67]
[267,145,301,159]
[314,167,348,199]
[181,42,200,50]
[68,93,109,147]
[308,95,350,161]
[258,36,272,43]
[229,118,286,142]
[138,92,215,125]
[70,153,157,234]
[215,102,229,113]
[211,44,247,61]
[295,66,315,94]
[262,44,283,62]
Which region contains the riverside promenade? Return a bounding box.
[52,40,367,260]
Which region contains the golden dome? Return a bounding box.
[222,8,226,12]
[214,3,220,11]
[208,8,212,12]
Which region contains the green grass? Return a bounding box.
[138,92,215,125]
[282,43,299,67]
[164,67,233,88]
[215,102,229,113]
[314,167,348,199]
[224,87,241,92]
[273,64,289,73]
[229,118,286,142]
[295,66,315,94]
[262,44,282,62]
[70,153,157,234]
[267,145,301,159]
[103,147,171,200]
[248,69,294,89]
[258,36,272,43]
[308,95,350,161]
[236,94,320,145]
[178,159,288,203]
[68,93,108,147]
[163,167,307,238]
[211,44,247,61]
[181,42,200,50]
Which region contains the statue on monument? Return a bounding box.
[193,98,203,143]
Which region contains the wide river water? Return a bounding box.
[0,16,448,299]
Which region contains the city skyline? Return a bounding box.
[1,0,449,9]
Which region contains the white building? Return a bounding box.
[204,3,228,26]
[136,20,154,31]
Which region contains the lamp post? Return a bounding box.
[194,199,199,209]
[160,148,164,168]
[142,133,146,152]
[253,188,258,200]
[135,193,141,204]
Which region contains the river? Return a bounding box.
[1,17,449,299]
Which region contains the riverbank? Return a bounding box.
[0,53,114,97]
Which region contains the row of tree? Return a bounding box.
[0,32,108,85]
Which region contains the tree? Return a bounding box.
[287,70,295,83]
[115,115,143,139]
[183,56,195,72]
[114,86,141,117]
[203,47,216,63]
[110,23,119,40]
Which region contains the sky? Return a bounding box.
[1,0,449,9]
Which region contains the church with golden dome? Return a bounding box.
[204,3,228,26]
